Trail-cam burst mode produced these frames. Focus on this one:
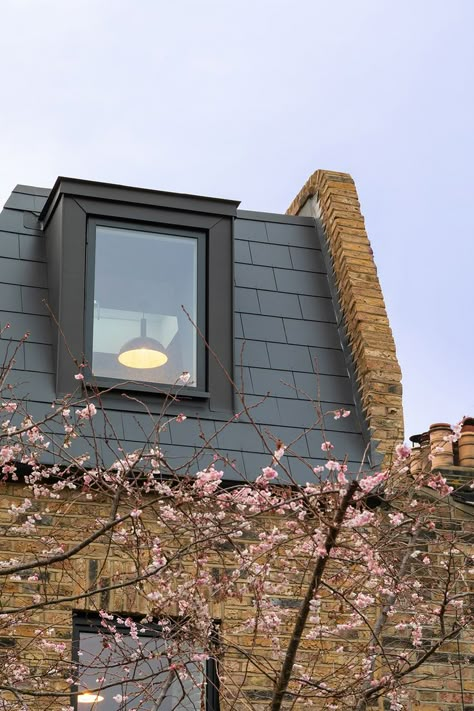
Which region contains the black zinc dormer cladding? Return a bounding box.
[0,181,369,484]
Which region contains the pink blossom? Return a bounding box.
[2,402,17,413]
[395,443,411,460]
[273,445,286,461]
[178,371,191,384]
[176,413,187,423]
[321,441,334,452]
[76,403,97,420]
[74,373,84,381]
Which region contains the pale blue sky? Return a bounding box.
[1,0,472,439]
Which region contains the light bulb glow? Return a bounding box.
[118,347,168,369]
[78,690,104,703]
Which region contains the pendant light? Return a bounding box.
[118,317,168,369]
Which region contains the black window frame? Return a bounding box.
[84,217,208,395]
[40,178,237,415]
[71,612,220,711]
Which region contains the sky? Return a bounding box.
[0,0,472,440]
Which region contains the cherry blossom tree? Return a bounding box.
[0,333,472,711]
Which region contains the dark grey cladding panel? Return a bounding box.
[267,342,313,373]
[0,257,47,288]
[0,312,51,344]
[21,287,49,315]
[293,372,354,404]
[3,191,47,212]
[234,339,270,368]
[299,295,336,323]
[265,222,321,249]
[0,231,20,258]
[4,369,56,402]
[241,314,286,343]
[289,246,326,273]
[309,347,349,378]
[234,263,276,290]
[24,343,54,373]
[284,319,341,349]
[0,283,22,312]
[248,368,297,399]
[19,234,47,262]
[234,239,252,264]
[0,339,25,369]
[168,417,217,448]
[306,429,369,465]
[234,314,243,338]
[235,287,260,314]
[0,208,25,233]
[234,219,268,242]
[257,291,301,319]
[274,268,330,297]
[249,242,292,269]
[216,421,266,453]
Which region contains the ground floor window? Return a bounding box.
[72,614,219,710]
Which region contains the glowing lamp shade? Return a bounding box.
[118,318,168,370]
[77,690,104,703]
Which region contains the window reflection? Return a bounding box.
[91,226,198,386]
[76,631,203,710]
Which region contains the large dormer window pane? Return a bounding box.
[89,224,204,388]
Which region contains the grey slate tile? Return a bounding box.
[234,239,252,264]
[0,338,25,369]
[216,421,266,453]
[239,395,281,426]
[241,314,286,343]
[266,222,320,249]
[284,319,341,349]
[267,342,312,372]
[235,263,276,290]
[293,372,354,404]
[19,234,46,262]
[249,242,292,269]
[4,193,40,211]
[234,314,243,338]
[14,185,50,197]
[0,257,47,287]
[235,287,260,314]
[24,343,54,373]
[234,219,268,242]
[234,339,270,368]
[234,366,253,395]
[309,347,349,377]
[299,295,336,323]
[0,209,24,233]
[275,398,319,429]
[0,231,20,258]
[122,411,171,445]
[168,417,217,447]
[274,268,330,297]
[0,283,22,312]
[21,286,49,315]
[0,311,51,344]
[249,368,297,399]
[257,290,302,318]
[290,246,326,273]
[5,369,56,402]
[306,430,369,464]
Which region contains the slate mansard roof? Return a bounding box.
[0,180,372,484]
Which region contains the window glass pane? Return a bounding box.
[91,226,199,387]
[77,631,204,710]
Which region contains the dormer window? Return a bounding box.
[40,178,237,413]
[86,221,206,389]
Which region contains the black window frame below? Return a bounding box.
[71,612,220,711]
[40,177,237,415]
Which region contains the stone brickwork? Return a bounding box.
[287,170,404,461]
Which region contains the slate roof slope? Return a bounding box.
[0,183,371,484]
